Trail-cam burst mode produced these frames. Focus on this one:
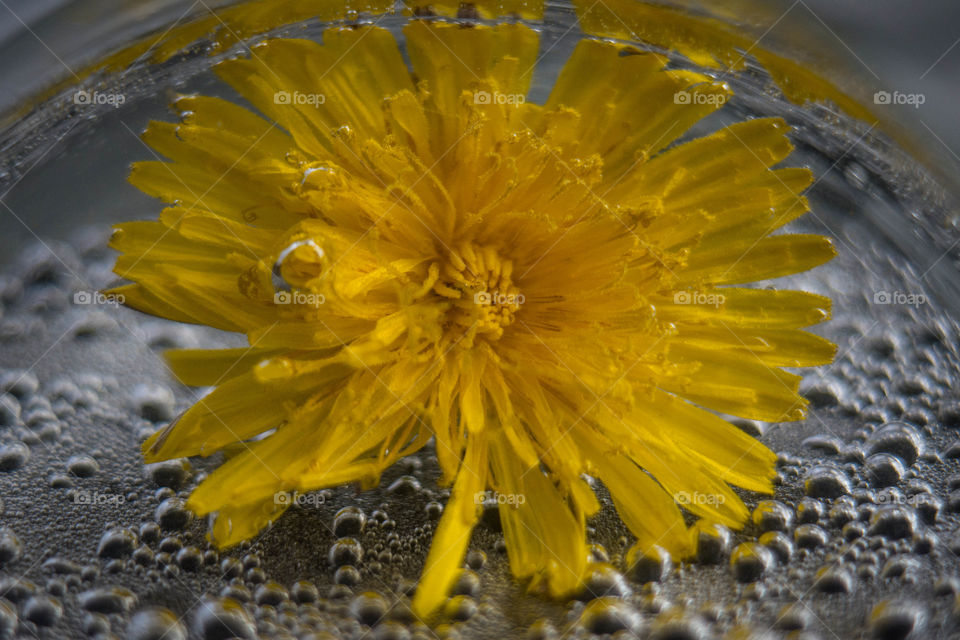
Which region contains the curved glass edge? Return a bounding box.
[1,0,958,211]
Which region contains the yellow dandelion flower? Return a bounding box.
[110,20,836,619]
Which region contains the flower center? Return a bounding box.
[433,243,523,342]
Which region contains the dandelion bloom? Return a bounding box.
[111,20,835,618]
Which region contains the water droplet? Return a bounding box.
[127,606,187,640]
[22,594,62,626]
[334,565,360,586]
[814,566,853,593]
[452,569,481,597]
[97,527,137,558]
[387,475,421,495]
[254,581,288,606]
[752,500,794,531]
[804,465,851,498]
[290,580,318,603]
[0,442,29,471]
[192,597,256,640]
[465,549,486,570]
[627,545,672,583]
[445,594,477,621]
[758,531,794,563]
[868,600,926,639]
[329,538,363,567]
[272,239,325,291]
[155,497,192,530]
[868,506,917,539]
[866,422,923,466]
[176,546,203,572]
[865,453,906,487]
[131,383,176,422]
[0,527,22,566]
[693,522,732,564]
[0,394,21,426]
[794,524,828,549]
[1,370,39,398]
[350,591,387,626]
[79,586,137,613]
[578,597,642,634]
[0,600,14,637]
[145,458,190,489]
[333,506,366,537]
[730,543,773,582]
[67,454,99,477]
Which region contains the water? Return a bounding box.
[1,1,960,638]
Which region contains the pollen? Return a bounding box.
[433,244,522,343]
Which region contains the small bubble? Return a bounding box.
[79,586,137,613]
[0,370,39,398]
[329,538,363,567]
[192,597,255,640]
[334,565,360,586]
[0,394,21,425]
[693,522,732,564]
[752,500,794,531]
[759,531,794,563]
[866,422,924,466]
[730,543,773,582]
[22,594,62,626]
[97,527,137,558]
[0,442,29,471]
[67,454,99,477]
[132,383,176,422]
[0,527,22,567]
[333,506,366,537]
[814,566,854,594]
[127,606,187,640]
[145,458,190,489]
[386,475,421,495]
[254,581,288,607]
[290,580,318,603]
[627,545,672,584]
[794,524,829,549]
[865,453,906,487]
[155,497,192,530]
[578,597,642,634]
[350,591,387,626]
[868,600,926,639]
[803,465,851,499]
[176,546,203,572]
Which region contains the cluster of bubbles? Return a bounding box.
[1,192,960,640]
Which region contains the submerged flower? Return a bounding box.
[111,20,835,618]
